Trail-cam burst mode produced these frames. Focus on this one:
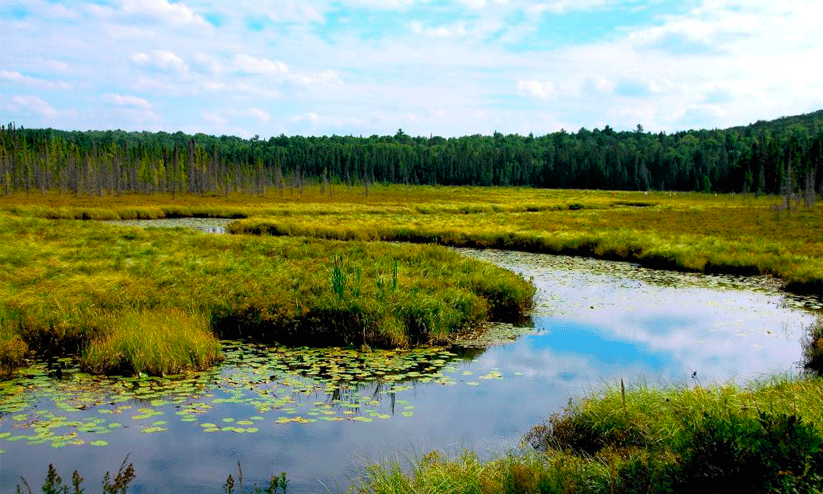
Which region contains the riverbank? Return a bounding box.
[352,374,823,494]
[0,212,534,377]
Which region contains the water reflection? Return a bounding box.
[105,218,232,234]
[1,250,817,493]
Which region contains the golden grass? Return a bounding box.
[0,209,534,376]
[81,308,222,376]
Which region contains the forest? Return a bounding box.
[1,110,823,197]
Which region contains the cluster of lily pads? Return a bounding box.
[0,341,513,452]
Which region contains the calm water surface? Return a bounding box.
[0,246,817,493]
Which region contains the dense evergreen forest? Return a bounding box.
[2,110,823,197]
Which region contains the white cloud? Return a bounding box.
[192,53,223,75]
[247,107,271,123]
[11,95,58,119]
[526,0,611,15]
[131,50,189,73]
[290,111,364,128]
[0,71,71,90]
[340,0,415,10]
[581,76,614,96]
[201,110,227,126]
[5,0,823,136]
[43,60,70,72]
[103,93,152,108]
[93,0,210,27]
[289,70,343,89]
[410,20,469,38]
[203,107,272,126]
[517,79,554,100]
[233,54,289,76]
[240,0,325,24]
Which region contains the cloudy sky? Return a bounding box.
[2,0,822,138]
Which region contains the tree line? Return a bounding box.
[2,110,823,197]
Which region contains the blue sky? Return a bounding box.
[2,0,823,138]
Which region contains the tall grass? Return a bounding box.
[81,309,222,376]
[0,213,534,376]
[227,202,823,292]
[0,313,27,377]
[354,376,823,494]
[5,187,823,292]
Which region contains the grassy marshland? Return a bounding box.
[2,185,822,376]
[354,376,823,494]
[0,211,534,377]
[3,186,823,292]
[224,190,823,293]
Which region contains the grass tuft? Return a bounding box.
[0,318,27,378]
[81,309,222,376]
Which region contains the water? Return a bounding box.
[1,248,817,493]
[105,218,234,234]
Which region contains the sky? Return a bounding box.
[2,0,823,139]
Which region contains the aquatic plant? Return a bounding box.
[16,457,135,494]
[224,463,288,494]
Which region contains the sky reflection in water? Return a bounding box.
[0,250,817,493]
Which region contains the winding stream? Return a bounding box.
[1,227,818,493]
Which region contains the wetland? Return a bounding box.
[2,188,823,492]
[1,240,817,492]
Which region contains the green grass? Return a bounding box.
[223,192,823,292]
[0,314,27,377]
[5,186,823,294]
[0,212,534,377]
[353,376,823,494]
[80,309,222,376]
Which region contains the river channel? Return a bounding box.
[0,224,818,493]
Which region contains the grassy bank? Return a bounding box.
[353,376,823,494]
[3,186,821,291]
[222,190,823,293]
[0,213,534,377]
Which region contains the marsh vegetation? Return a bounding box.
[1,186,822,492]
